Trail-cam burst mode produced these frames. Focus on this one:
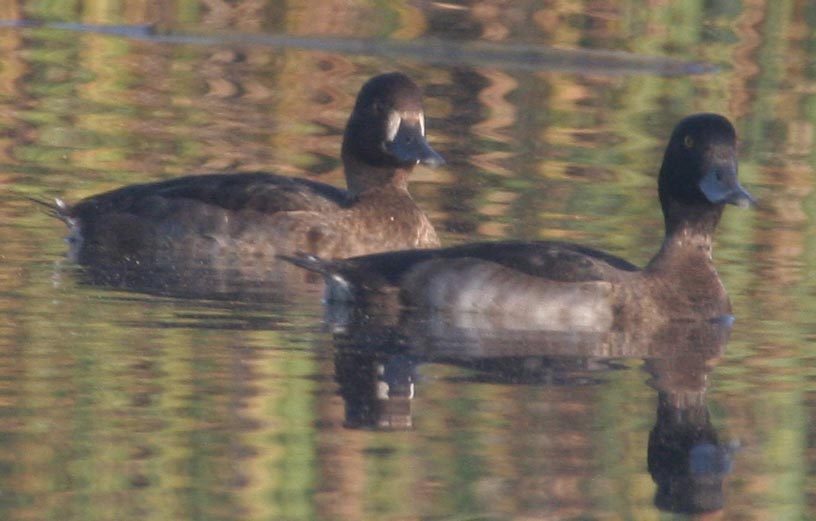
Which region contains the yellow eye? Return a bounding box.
[683,135,694,148]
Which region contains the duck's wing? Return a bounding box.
[444,240,640,282]
[66,172,347,220]
[280,240,640,298]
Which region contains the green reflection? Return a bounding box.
[3,0,816,520]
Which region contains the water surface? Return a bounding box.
[2,1,816,519]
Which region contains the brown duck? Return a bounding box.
[283,114,755,331]
[48,72,444,271]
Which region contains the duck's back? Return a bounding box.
[68,172,347,219]
[61,172,354,265]
[317,240,638,289]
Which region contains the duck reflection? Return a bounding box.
[335,350,416,430]
[331,310,737,515]
[69,257,327,303]
[646,354,737,515]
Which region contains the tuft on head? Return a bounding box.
[670,113,736,144]
[352,72,423,115]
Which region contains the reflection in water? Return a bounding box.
[62,259,740,516]
[0,20,718,76]
[647,355,737,515]
[336,351,416,430]
[4,0,816,519]
[69,249,327,302]
[331,310,736,515]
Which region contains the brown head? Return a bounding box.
[341,72,444,197]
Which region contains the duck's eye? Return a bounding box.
[683,135,694,149]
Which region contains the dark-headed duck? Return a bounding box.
[282,113,754,331]
[48,72,444,268]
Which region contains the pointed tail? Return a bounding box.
[278,252,357,302]
[27,197,74,225]
[276,252,334,276]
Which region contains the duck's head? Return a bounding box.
[658,113,754,234]
[342,72,444,194]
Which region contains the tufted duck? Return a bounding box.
[281,113,754,331]
[47,72,444,270]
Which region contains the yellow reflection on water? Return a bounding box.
[2,1,816,520]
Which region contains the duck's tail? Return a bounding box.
[27,197,74,225]
[277,252,334,276]
[277,252,356,301]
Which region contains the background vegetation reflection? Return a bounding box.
[1,0,816,520]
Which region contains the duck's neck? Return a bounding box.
[646,200,723,273]
[645,202,732,317]
[342,153,411,199]
[647,228,713,274]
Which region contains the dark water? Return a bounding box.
[2,1,815,519]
